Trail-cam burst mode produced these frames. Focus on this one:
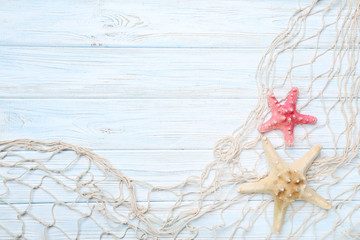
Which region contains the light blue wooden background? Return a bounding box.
[0,0,358,239]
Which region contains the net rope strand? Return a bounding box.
[0,0,360,239]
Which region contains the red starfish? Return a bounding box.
[258,87,317,146]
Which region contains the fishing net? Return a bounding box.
[0,0,359,239]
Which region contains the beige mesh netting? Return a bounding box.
[0,0,359,239]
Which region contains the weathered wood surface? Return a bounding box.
[0,47,354,99]
[0,0,358,239]
[0,148,358,203]
[0,99,354,149]
[0,201,357,239]
[0,0,342,48]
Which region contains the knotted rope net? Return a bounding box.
[0,0,359,239]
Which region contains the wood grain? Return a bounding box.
[0,0,344,48]
[1,0,359,239]
[0,47,355,99]
[0,99,354,150]
[0,149,358,203]
[0,201,357,239]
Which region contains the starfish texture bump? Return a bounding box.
[258,87,317,146]
[237,137,331,233]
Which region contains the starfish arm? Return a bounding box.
[284,87,299,108]
[273,198,290,233]
[294,113,317,125]
[281,127,295,146]
[237,177,272,194]
[300,187,331,209]
[267,91,280,111]
[292,144,322,173]
[258,117,279,133]
[261,137,285,168]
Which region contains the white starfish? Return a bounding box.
[237,137,331,233]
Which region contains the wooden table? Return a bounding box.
[0,0,358,239]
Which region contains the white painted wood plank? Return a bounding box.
[0,0,358,239]
[0,47,355,99]
[0,0,343,48]
[0,200,357,239]
[0,149,358,203]
[0,99,355,150]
